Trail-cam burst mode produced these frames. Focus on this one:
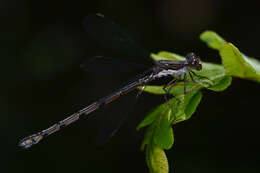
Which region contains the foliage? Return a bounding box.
[138,31,260,173]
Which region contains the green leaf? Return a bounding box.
[139,90,202,127]
[248,57,260,74]
[184,91,203,119]
[200,30,260,83]
[139,106,174,150]
[140,31,260,173]
[153,111,174,150]
[207,76,232,91]
[139,83,201,96]
[146,144,169,173]
[141,91,202,172]
[169,91,202,124]
[141,123,156,151]
[137,102,169,130]
[151,52,185,61]
[200,30,226,50]
[220,43,260,82]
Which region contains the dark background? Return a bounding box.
[2,0,260,172]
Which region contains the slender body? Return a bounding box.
[18,53,203,149]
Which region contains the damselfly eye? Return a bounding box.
[186,52,197,63]
[186,52,202,70]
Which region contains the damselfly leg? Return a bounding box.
[162,72,184,122]
[188,71,212,86]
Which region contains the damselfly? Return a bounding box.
[19,13,208,149]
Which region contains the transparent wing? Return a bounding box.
[83,13,153,64]
[95,90,139,146]
[82,13,154,145]
[81,56,149,75]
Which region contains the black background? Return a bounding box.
[2,0,260,172]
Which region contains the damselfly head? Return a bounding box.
[186,52,202,70]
